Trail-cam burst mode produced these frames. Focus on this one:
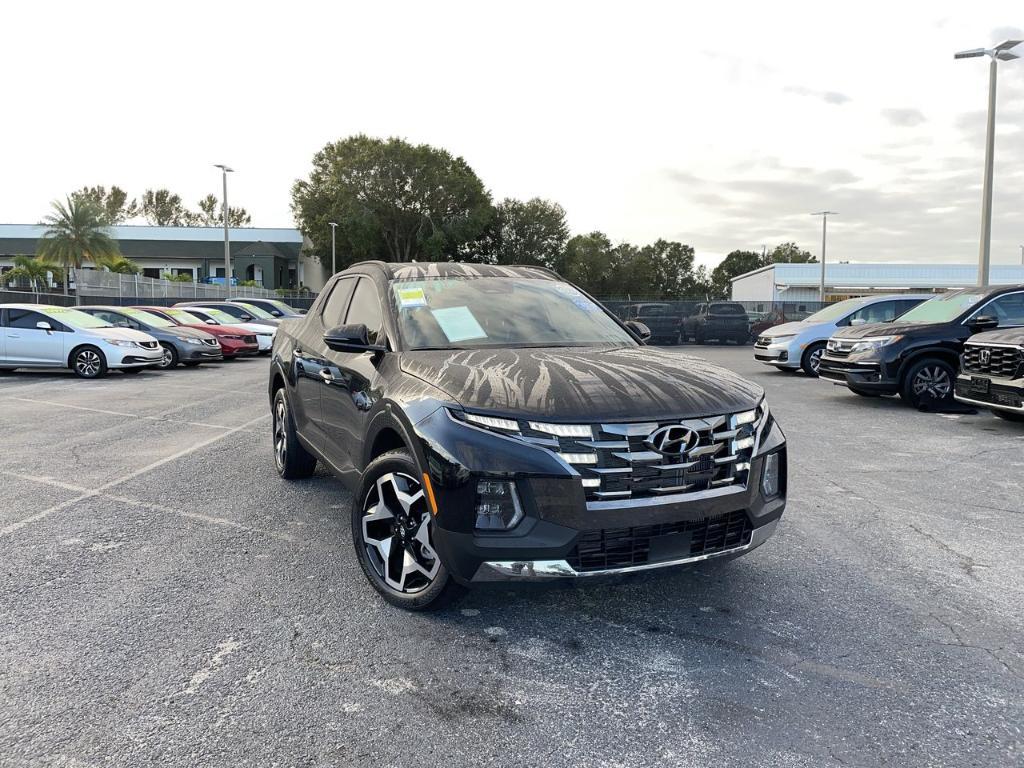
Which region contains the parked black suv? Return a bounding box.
[955,327,1024,422]
[682,302,750,344]
[269,262,786,610]
[818,285,1024,407]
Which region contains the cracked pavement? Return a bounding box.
[0,347,1021,767]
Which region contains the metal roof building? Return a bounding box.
[0,224,331,291]
[731,262,1024,303]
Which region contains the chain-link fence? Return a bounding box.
[0,289,77,307]
[72,270,316,303]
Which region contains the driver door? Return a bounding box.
[3,308,66,365]
[319,277,387,477]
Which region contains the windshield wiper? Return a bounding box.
[410,346,467,351]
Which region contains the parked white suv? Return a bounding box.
[0,304,164,378]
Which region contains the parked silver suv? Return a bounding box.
[753,294,930,376]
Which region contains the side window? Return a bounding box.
[8,309,46,329]
[982,292,1024,326]
[321,277,356,328]
[345,278,384,345]
[847,301,894,324]
[893,300,920,318]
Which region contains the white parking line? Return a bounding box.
[0,413,270,538]
[10,397,261,432]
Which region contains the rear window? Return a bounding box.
[710,303,746,314]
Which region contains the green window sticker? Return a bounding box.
[431,306,487,343]
[396,287,427,308]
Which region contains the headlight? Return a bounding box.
[103,339,139,348]
[256,331,274,337]
[762,452,781,498]
[768,334,796,343]
[848,335,902,354]
[179,336,203,345]
[475,480,524,530]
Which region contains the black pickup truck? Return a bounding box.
[681,302,751,344]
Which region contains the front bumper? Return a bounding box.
[107,347,164,368]
[255,335,273,352]
[413,407,786,585]
[179,342,224,362]
[753,339,799,368]
[818,354,895,393]
[954,373,1024,413]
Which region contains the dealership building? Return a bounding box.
[731,262,1024,304]
[0,224,332,291]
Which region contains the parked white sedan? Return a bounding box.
[174,306,276,354]
[0,304,164,378]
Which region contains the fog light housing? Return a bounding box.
[761,452,781,499]
[474,480,524,530]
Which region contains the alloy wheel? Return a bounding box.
[76,350,101,378]
[912,366,951,398]
[361,472,439,594]
[273,398,287,471]
[158,346,174,369]
[808,347,824,374]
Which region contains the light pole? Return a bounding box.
[214,164,234,298]
[811,211,837,303]
[955,39,1021,287]
[328,222,338,275]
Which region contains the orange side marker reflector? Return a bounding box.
[422,473,439,516]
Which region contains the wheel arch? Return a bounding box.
[67,342,105,370]
[897,347,960,382]
[362,405,422,475]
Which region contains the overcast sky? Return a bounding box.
[4,1,1023,268]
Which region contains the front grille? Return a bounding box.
[244,335,257,344]
[566,510,753,572]
[518,411,760,501]
[139,341,158,349]
[825,338,855,357]
[962,344,1023,378]
[755,336,771,348]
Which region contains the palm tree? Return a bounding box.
[0,255,57,294]
[104,256,142,274]
[36,197,120,295]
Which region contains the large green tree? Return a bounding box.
[37,198,121,295]
[553,232,621,295]
[194,194,252,227]
[70,185,139,225]
[481,197,569,267]
[767,242,817,264]
[709,250,763,298]
[291,135,493,265]
[141,189,191,226]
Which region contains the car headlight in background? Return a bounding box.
[847,335,903,354]
[762,452,781,498]
[474,480,523,530]
[178,336,203,345]
[102,339,140,348]
[767,334,796,344]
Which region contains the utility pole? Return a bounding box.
[955,40,1021,286]
[811,211,837,302]
[329,222,338,275]
[214,164,234,298]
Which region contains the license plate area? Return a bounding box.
[970,376,990,394]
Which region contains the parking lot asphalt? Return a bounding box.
[1,347,1022,768]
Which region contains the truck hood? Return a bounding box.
[760,321,809,338]
[400,345,763,422]
[967,327,1024,346]
[832,320,943,339]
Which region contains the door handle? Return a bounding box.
[318,368,336,383]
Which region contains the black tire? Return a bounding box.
[352,450,464,611]
[0,368,15,374]
[849,386,882,397]
[901,358,955,408]
[272,388,317,479]
[157,343,179,370]
[991,409,1024,423]
[800,342,827,377]
[121,367,144,375]
[70,346,107,379]
[695,328,705,344]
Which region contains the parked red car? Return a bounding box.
[133,306,260,358]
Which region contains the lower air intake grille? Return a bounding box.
[566,510,752,572]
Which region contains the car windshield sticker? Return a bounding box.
[431,306,487,343]
[396,287,428,308]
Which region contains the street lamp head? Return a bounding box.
[810,211,838,216]
[955,41,1022,61]
[328,222,338,228]
[954,48,987,59]
[213,164,234,173]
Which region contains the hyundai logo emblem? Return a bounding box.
[979,348,991,366]
[644,425,699,456]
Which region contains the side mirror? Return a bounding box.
[969,315,999,332]
[271,310,283,317]
[624,320,652,343]
[205,319,219,325]
[298,309,308,315]
[238,314,253,322]
[324,324,387,354]
[849,318,867,326]
[36,321,52,331]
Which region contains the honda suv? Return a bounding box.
[818,285,1024,407]
[268,262,786,610]
[955,327,1024,422]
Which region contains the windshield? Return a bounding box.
[232,302,274,319]
[166,309,205,325]
[895,291,985,324]
[804,297,873,324]
[199,308,241,325]
[46,308,113,329]
[390,277,635,350]
[122,308,175,328]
